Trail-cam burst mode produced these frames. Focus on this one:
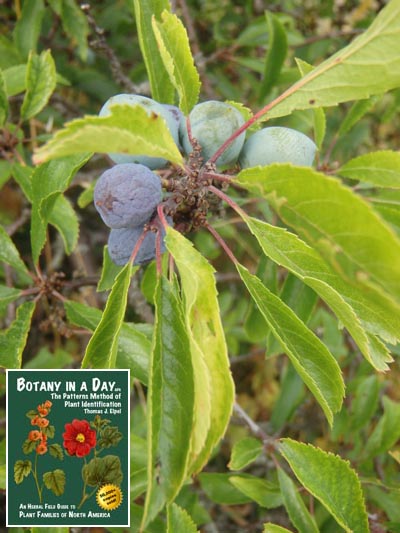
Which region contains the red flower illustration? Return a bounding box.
[36,443,48,455]
[36,417,49,428]
[63,419,96,458]
[37,405,49,416]
[28,430,42,441]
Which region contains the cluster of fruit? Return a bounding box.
[94,94,317,266]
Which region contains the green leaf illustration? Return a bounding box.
[22,439,37,455]
[49,443,64,460]
[14,460,32,483]
[98,426,123,449]
[82,455,123,486]
[43,469,66,496]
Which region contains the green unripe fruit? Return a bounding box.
[239,127,317,168]
[180,100,246,167]
[99,94,180,169]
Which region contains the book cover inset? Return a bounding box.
[6,369,130,527]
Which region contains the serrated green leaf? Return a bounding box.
[0,285,22,310]
[48,195,79,254]
[14,460,32,484]
[143,276,194,526]
[82,455,122,486]
[241,215,397,370]
[270,363,305,431]
[152,11,200,114]
[237,164,400,305]
[48,443,64,460]
[350,375,380,431]
[81,263,133,369]
[0,70,8,126]
[60,0,89,61]
[64,300,150,384]
[166,229,235,473]
[22,438,37,454]
[264,524,293,533]
[11,163,33,201]
[0,301,35,369]
[228,437,263,471]
[229,476,283,509]
[2,64,26,96]
[167,503,198,533]
[199,473,254,505]
[131,0,175,103]
[98,426,123,449]
[259,12,287,100]
[277,467,319,533]
[264,0,400,119]
[0,226,29,276]
[339,151,400,188]
[13,0,45,59]
[98,246,124,292]
[0,35,23,69]
[280,439,369,533]
[237,264,344,426]
[296,58,326,148]
[33,104,182,166]
[338,96,379,136]
[43,469,66,496]
[3,64,67,97]
[0,160,12,189]
[30,153,90,265]
[364,396,400,458]
[267,272,318,356]
[77,179,95,209]
[21,50,56,121]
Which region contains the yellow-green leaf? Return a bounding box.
[237,264,344,426]
[21,50,56,121]
[264,0,400,119]
[33,104,183,166]
[81,263,133,369]
[166,229,235,473]
[280,439,369,533]
[152,11,200,114]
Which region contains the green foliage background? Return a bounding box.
[1,0,400,531]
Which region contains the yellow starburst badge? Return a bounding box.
[96,484,123,511]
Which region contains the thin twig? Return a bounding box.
[80,3,149,95]
[233,402,276,449]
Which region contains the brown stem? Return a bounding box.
[205,223,237,265]
[208,185,247,219]
[233,402,276,448]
